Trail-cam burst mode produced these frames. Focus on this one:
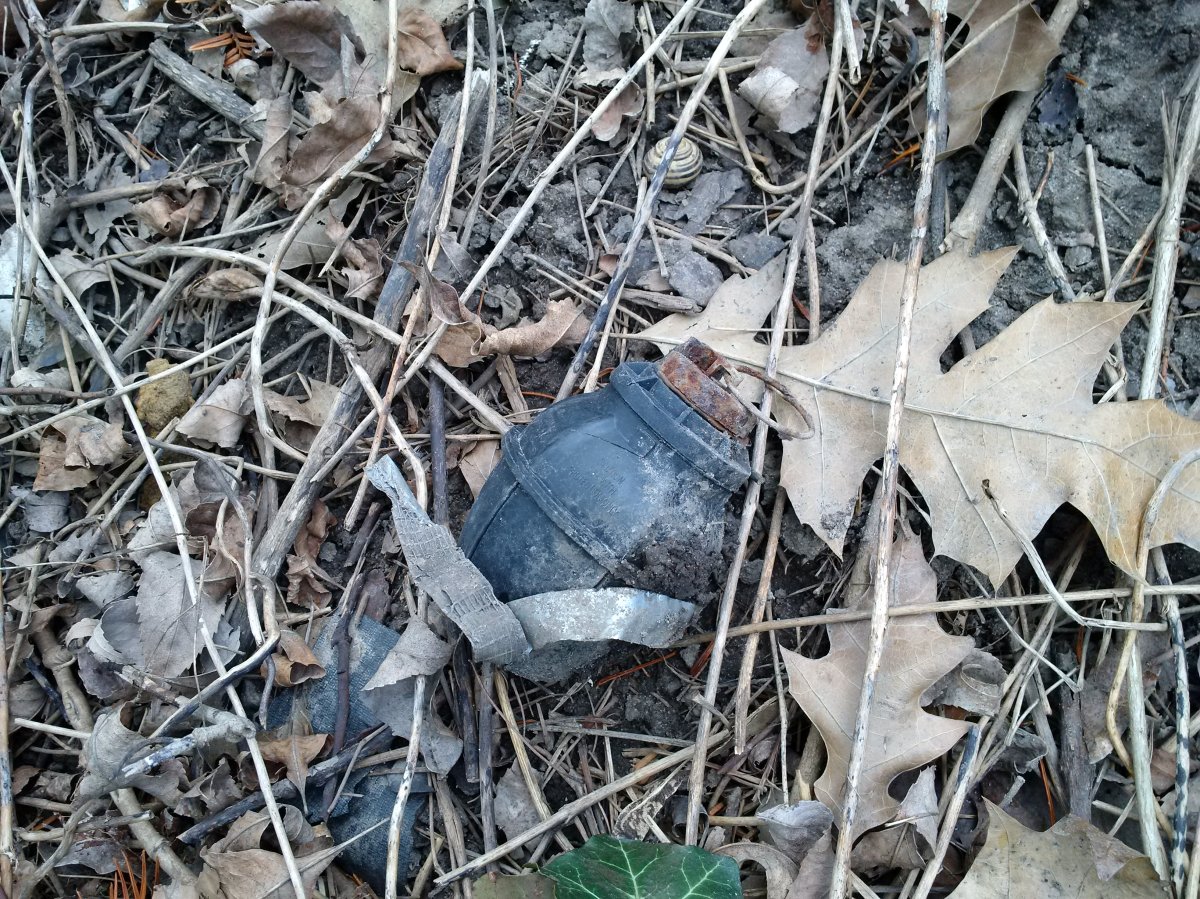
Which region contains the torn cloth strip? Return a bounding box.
[366,456,531,664]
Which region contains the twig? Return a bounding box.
[145,40,265,139]
[733,493,785,753]
[385,675,427,899]
[911,726,981,899]
[1141,58,1200,399]
[1012,145,1075,300]
[829,3,945,895]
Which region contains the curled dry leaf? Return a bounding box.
[593,83,643,142]
[915,0,1060,154]
[136,358,194,435]
[189,268,264,302]
[285,500,337,609]
[459,439,502,499]
[133,178,220,237]
[176,379,253,449]
[396,7,463,75]
[252,94,292,192]
[952,802,1166,898]
[34,435,100,491]
[268,628,326,687]
[782,531,972,839]
[739,20,829,133]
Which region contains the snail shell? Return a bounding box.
[644,136,702,189]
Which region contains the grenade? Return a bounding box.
[460,340,753,602]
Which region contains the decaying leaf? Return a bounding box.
[952,802,1166,898]
[136,358,193,435]
[395,7,462,75]
[593,83,643,142]
[268,628,326,687]
[915,0,1060,154]
[176,379,253,449]
[133,178,220,237]
[459,439,501,498]
[851,767,939,871]
[739,20,829,133]
[782,531,972,839]
[80,704,187,804]
[363,618,452,690]
[136,551,226,678]
[199,809,342,899]
[642,246,1200,585]
[578,0,634,85]
[285,500,337,609]
[54,414,128,468]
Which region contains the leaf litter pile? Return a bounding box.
[0,0,1198,897]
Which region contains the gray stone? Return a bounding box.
[729,232,786,269]
[668,251,724,303]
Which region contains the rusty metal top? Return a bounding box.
[658,338,754,442]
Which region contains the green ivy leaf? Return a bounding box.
[542,835,742,899]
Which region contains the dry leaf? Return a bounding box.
[268,628,325,687]
[262,378,339,450]
[282,97,403,195]
[136,551,226,678]
[915,0,1060,154]
[250,209,338,269]
[782,532,972,839]
[739,21,829,133]
[199,810,342,899]
[34,435,97,491]
[53,414,128,468]
[851,767,939,871]
[363,618,452,690]
[235,1,357,94]
[80,704,187,804]
[136,358,193,435]
[176,379,254,449]
[578,0,634,85]
[258,732,327,795]
[460,439,501,498]
[493,766,541,841]
[642,246,1200,585]
[51,250,110,296]
[396,8,462,75]
[133,178,220,237]
[758,801,833,861]
[190,268,264,302]
[593,83,643,142]
[253,94,292,192]
[285,500,337,609]
[952,802,1166,898]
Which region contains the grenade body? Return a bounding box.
[460,347,751,601]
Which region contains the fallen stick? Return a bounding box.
[146,39,265,140]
